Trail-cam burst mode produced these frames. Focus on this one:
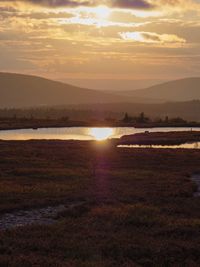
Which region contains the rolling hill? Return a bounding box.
[1,73,200,110]
[0,73,122,108]
[0,73,152,108]
[116,77,200,102]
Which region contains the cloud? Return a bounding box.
[0,0,199,80]
[112,0,154,10]
[0,0,155,10]
[0,0,199,14]
[151,0,200,11]
[119,31,186,44]
[27,0,93,7]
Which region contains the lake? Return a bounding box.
[0,127,200,141]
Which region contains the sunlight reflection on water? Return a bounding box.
[88,128,114,141]
[0,127,200,141]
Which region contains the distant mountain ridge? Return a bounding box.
[0,73,200,108]
[117,77,200,102]
[0,72,153,108]
[0,73,156,108]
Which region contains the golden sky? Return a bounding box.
[0,0,200,83]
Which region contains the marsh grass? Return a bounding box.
[0,140,200,266]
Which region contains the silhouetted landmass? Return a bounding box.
[113,77,200,102]
[1,74,200,110]
[0,115,200,131]
[0,100,200,122]
[1,73,200,124]
[68,101,200,121]
[119,131,200,145]
[0,72,152,108]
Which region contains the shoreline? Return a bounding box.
[118,131,200,146]
[0,122,200,132]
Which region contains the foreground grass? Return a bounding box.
[0,140,200,266]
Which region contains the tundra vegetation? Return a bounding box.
[0,113,200,131]
[0,140,200,266]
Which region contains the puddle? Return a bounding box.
[0,202,84,231]
[191,174,200,197]
[118,142,200,149]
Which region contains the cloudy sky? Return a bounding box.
[0,0,200,86]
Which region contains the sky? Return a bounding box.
[0,0,200,88]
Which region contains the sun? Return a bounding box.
[89,128,114,141]
[93,6,111,19]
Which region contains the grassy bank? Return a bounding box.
[0,117,200,131]
[119,131,200,145]
[0,140,200,266]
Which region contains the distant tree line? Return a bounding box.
[122,112,188,124]
[0,107,122,121]
[0,107,198,124]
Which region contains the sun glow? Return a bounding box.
[89,128,114,141]
[93,6,111,19]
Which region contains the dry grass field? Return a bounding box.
[0,140,200,266]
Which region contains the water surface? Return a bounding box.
[0,127,200,141]
[191,174,200,196]
[118,142,200,150]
